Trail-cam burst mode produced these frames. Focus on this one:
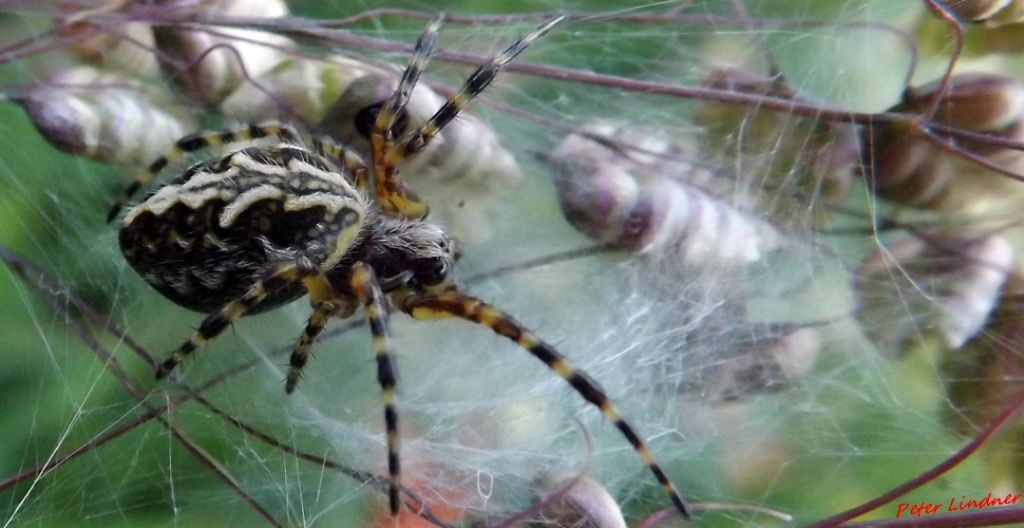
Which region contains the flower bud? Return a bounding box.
[220,54,382,123]
[945,0,1014,22]
[57,16,159,76]
[152,0,292,105]
[856,231,1013,354]
[552,123,782,266]
[945,270,1024,436]
[899,73,1024,131]
[863,73,1024,212]
[532,472,626,528]
[18,66,195,166]
[687,326,822,402]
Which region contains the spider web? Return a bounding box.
[1,1,1021,527]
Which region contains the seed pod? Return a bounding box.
[678,324,822,403]
[56,15,159,76]
[987,1,1024,25]
[941,0,1024,24]
[692,68,856,226]
[862,73,1024,213]
[941,268,1024,489]
[916,2,1024,56]
[551,123,782,266]
[220,54,383,124]
[655,302,825,403]
[17,66,195,166]
[531,472,626,528]
[945,0,1017,22]
[152,0,292,105]
[856,231,1013,354]
[945,269,1024,436]
[899,73,1024,130]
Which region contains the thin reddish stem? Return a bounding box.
[921,0,964,122]
[803,391,1024,527]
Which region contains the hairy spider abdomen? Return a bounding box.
[119,144,365,313]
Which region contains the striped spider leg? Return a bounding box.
[148,258,403,514]
[397,288,691,519]
[370,15,565,219]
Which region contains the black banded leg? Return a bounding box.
[285,299,343,393]
[386,16,565,164]
[372,14,443,147]
[155,262,311,379]
[108,121,300,222]
[370,16,444,219]
[400,291,690,519]
[350,262,402,516]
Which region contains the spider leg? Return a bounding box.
[155,259,316,379]
[285,298,344,394]
[385,16,565,165]
[351,262,403,516]
[370,16,444,219]
[400,290,690,519]
[311,134,371,193]
[108,121,300,222]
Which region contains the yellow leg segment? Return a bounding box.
[155,261,309,379]
[351,262,403,516]
[285,299,343,393]
[369,17,443,219]
[386,16,565,163]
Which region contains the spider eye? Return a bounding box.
[354,101,411,139]
[411,257,449,286]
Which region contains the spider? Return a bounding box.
[112,16,689,519]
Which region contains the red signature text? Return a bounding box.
[896,493,1022,519]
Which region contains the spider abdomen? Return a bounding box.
[119,144,366,313]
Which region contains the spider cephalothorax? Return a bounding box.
[349,210,455,288]
[113,16,689,520]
